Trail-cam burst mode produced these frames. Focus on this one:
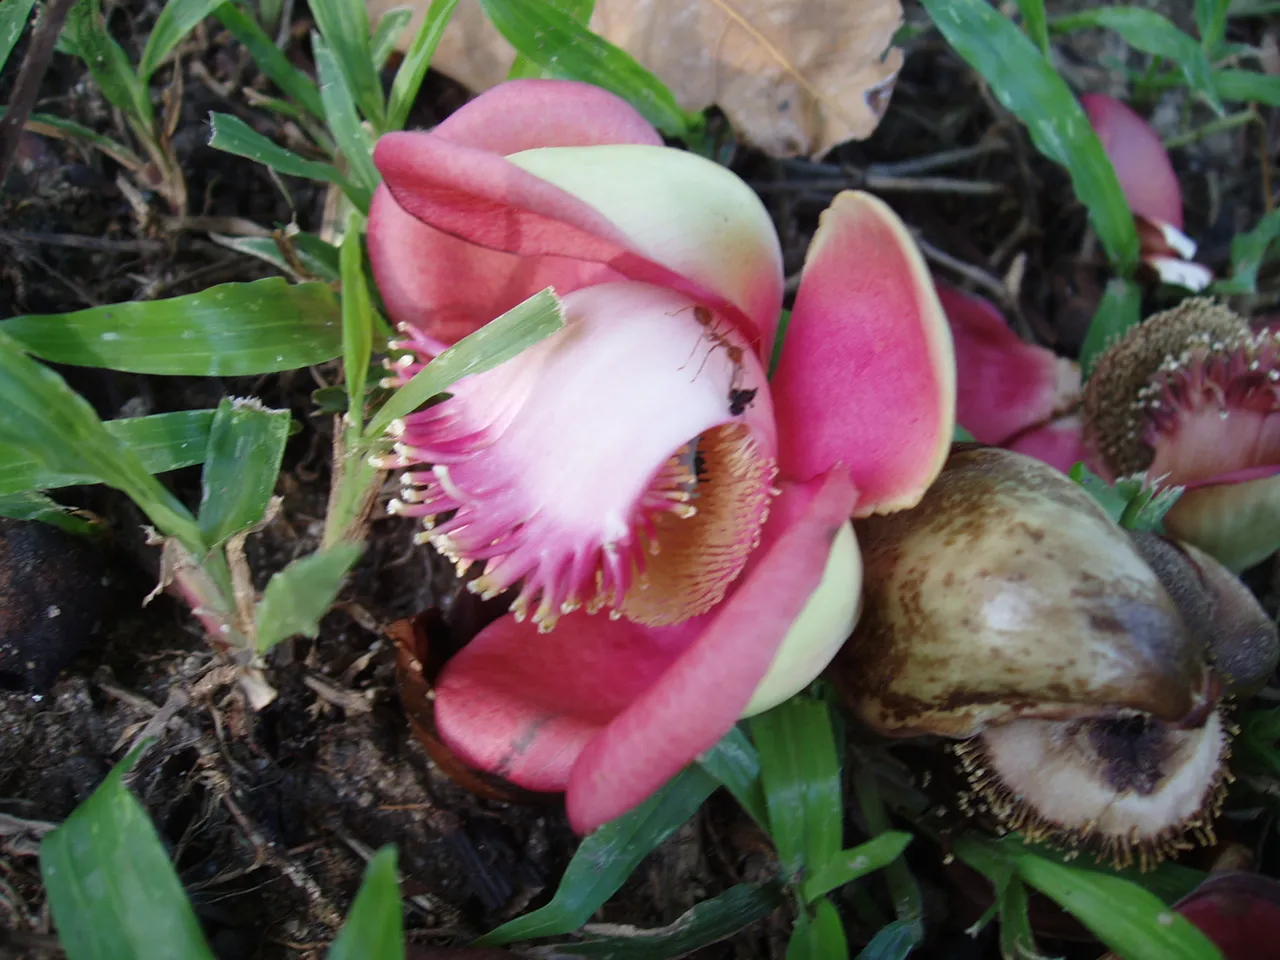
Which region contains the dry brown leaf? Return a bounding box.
[367,0,903,157]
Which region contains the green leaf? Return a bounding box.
[210,232,342,282]
[507,0,595,78]
[1052,8,1223,113]
[952,835,1220,960]
[1006,836,1206,910]
[1196,0,1231,54]
[697,725,768,828]
[65,0,154,126]
[552,881,787,958]
[0,333,203,549]
[213,3,325,118]
[477,0,697,138]
[208,111,357,195]
[1214,208,1280,294]
[313,33,381,205]
[1214,68,1280,106]
[138,0,223,81]
[855,918,924,960]
[953,423,976,443]
[3,277,342,376]
[0,0,36,75]
[254,543,364,652]
[1079,276,1141,378]
[479,766,719,945]
[750,695,842,882]
[341,215,375,429]
[0,491,97,536]
[309,0,385,129]
[801,833,913,903]
[1068,463,1184,532]
[788,897,848,960]
[922,0,1140,274]
[386,0,458,130]
[328,846,404,960]
[368,287,566,436]
[40,747,218,960]
[2,107,143,168]
[197,398,291,547]
[0,409,215,496]
[1015,0,1049,54]
[370,6,413,71]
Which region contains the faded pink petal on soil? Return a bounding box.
[1081,93,1183,229]
[771,191,954,515]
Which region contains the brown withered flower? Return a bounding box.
[1085,298,1280,571]
[831,447,1278,869]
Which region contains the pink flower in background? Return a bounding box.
[367,79,955,832]
[1081,93,1212,292]
[937,284,1087,473]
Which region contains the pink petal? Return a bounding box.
[432,79,662,153]
[1081,93,1183,229]
[771,191,955,515]
[567,467,857,833]
[936,284,1082,446]
[1005,415,1090,473]
[372,133,780,351]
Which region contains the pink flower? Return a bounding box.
[1081,94,1212,292]
[367,79,955,833]
[937,284,1087,473]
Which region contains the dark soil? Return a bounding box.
[1,2,1277,959]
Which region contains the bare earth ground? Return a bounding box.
[1,2,1277,958]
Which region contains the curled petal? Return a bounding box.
[936,284,1080,447]
[374,133,782,351]
[394,281,777,629]
[567,467,859,832]
[1005,415,1090,474]
[771,191,955,514]
[1081,93,1183,229]
[432,79,662,153]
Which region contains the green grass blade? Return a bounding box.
[0,0,36,75]
[0,491,97,536]
[65,0,154,126]
[371,6,413,71]
[328,846,405,960]
[787,897,848,960]
[750,696,843,883]
[138,0,223,81]
[477,0,697,138]
[1079,276,1142,377]
[14,109,143,167]
[507,0,594,78]
[213,3,325,117]
[40,747,217,960]
[367,287,565,436]
[1214,207,1280,293]
[922,0,1140,274]
[478,766,719,945]
[1053,8,1223,113]
[208,111,355,191]
[1014,0,1049,54]
[551,882,787,958]
[309,0,385,129]
[255,543,364,652]
[854,918,923,960]
[0,332,203,549]
[1196,0,1231,54]
[314,33,381,205]
[1214,68,1280,105]
[3,277,342,376]
[386,0,458,130]
[801,833,913,903]
[340,215,375,430]
[696,725,768,828]
[210,232,342,282]
[0,409,215,496]
[197,398,291,547]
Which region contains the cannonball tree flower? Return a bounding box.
[1081,94,1212,292]
[367,79,955,833]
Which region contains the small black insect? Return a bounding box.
[728,387,758,416]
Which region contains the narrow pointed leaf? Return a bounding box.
[2,277,342,375]
[1214,208,1280,294]
[1,107,143,168]
[208,111,353,190]
[1197,0,1231,53]
[1080,276,1142,377]
[138,0,223,80]
[210,232,342,282]
[507,0,595,79]
[309,0,385,128]
[387,0,458,130]
[65,0,153,125]
[370,6,413,71]
[314,33,381,204]
[197,398,291,547]
[0,0,36,75]
[801,833,913,903]
[0,491,97,536]
[340,215,375,429]
[1214,68,1280,106]
[697,725,768,828]
[1015,0,1049,53]
[922,0,1140,273]
[40,747,218,960]
[328,846,405,960]
[255,543,364,652]
[213,4,324,117]
[854,919,923,960]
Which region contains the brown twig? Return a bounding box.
[0,0,79,190]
